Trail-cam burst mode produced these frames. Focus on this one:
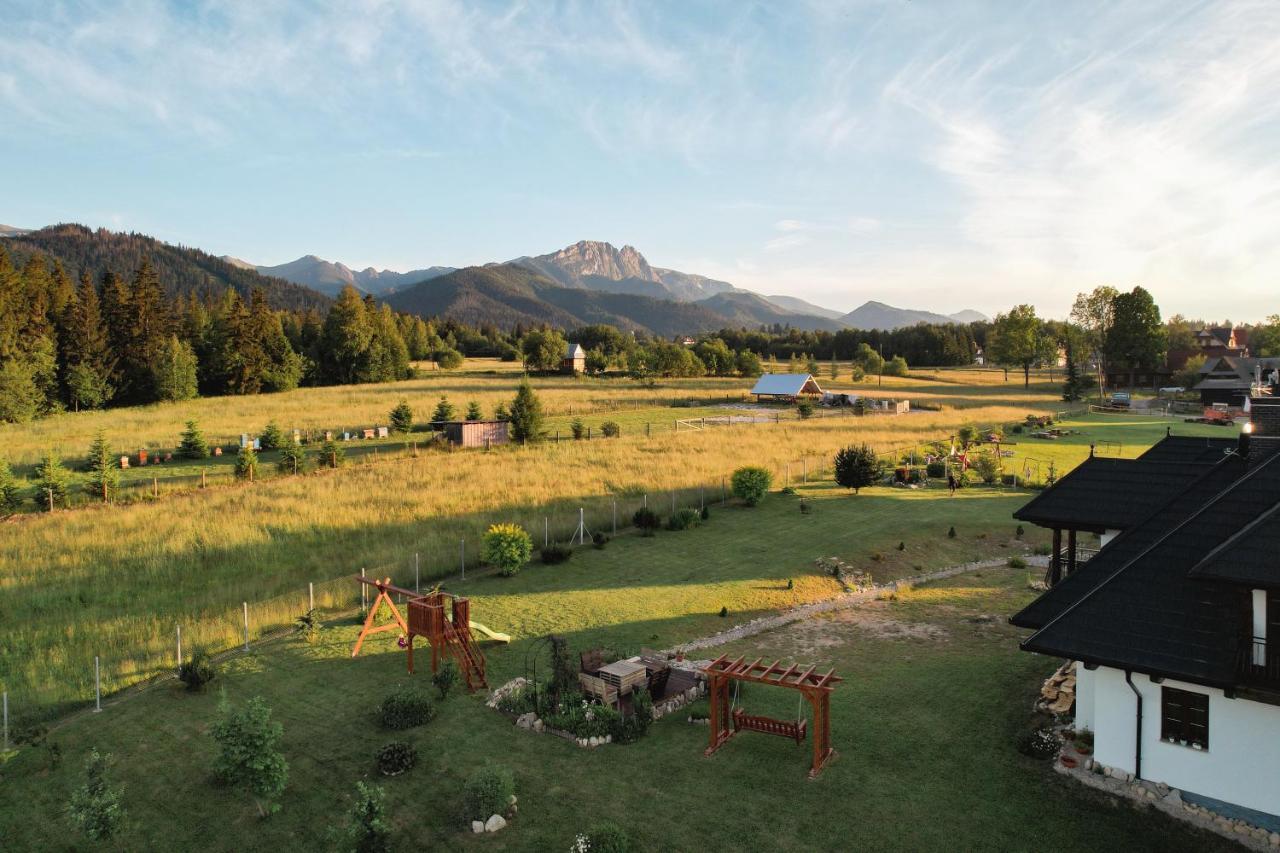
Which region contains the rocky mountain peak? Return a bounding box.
[546,240,656,282]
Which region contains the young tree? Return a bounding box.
[389,400,414,433]
[829,357,839,380]
[234,445,259,481]
[464,401,482,421]
[259,421,286,451]
[434,347,463,370]
[730,466,772,506]
[332,781,391,853]
[178,420,210,459]
[0,358,41,423]
[319,437,345,469]
[833,444,882,494]
[508,379,544,444]
[0,458,22,518]
[482,523,534,577]
[988,304,1054,388]
[211,695,288,817]
[153,335,199,402]
[1106,287,1166,389]
[66,749,126,841]
[431,396,455,424]
[276,443,306,476]
[65,362,112,412]
[85,430,119,502]
[33,449,71,510]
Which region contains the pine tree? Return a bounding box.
[33,449,71,510]
[431,396,455,424]
[234,445,259,481]
[0,458,22,518]
[178,420,210,459]
[508,379,544,443]
[62,272,114,410]
[389,401,413,433]
[259,421,286,451]
[153,336,199,402]
[834,444,882,494]
[318,437,345,469]
[465,401,482,421]
[120,259,170,403]
[320,286,372,385]
[85,430,119,502]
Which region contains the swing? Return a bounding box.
[729,682,808,744]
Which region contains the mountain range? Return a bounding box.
[5,223,988,334]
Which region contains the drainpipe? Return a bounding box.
[1124,671,1142,780]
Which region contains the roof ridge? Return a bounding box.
[1021,448,1278,650]
[1188,500,1280,577]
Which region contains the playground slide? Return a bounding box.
[469,621,511,644]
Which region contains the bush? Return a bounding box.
[1016,524,1025,538]
[379,686,435,730]
[483,522,533,577]
[540,543,573,564]
[67,748,126,841]
[600,421,620,438]
[432,661,459,700]
[179,648,217,691]
[797,401,814,419]
[375,741,417,776]
[1008,557,1028,569]
[592,531,610,549]
[582,822,632,853]
[718,606,728,618]
[178,420,209,459]
[971,451,1000,485]
[947,526,957,538]
[700,505,709,521]
[833,443,883,494]
[389,400,413,433]
[570,418,586,440]
[318,438,345,468]
[730,466,772,506]
[333,781,391,853]
[294,610,322,644]
[926,461,946,479]
[211,696,288,816]
[434,348,463,370]
[666,508,702,531]
[883,355,909,376]
[276,443,306,475]
[234,445,258,481]
[462,766,514,823]
[260,421,286,451]
[632,507,661,535]
[1017,728,1060,759]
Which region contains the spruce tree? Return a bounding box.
[318,437,345,469]
[85,430,119,502]
[431,396,455,424]
[834,444,883,494]
[332,782,391,853]
[260,421,286,451]
[178,420,210,459]
[276,443,306,475]
[320,286,372,385]
[465,401,482,421]
[62,272,114,410]
[121,259,170,403]
[234,445,259,481]
[0,458,21,518]
[508,379,544,443]
[153,336,199,402]
[389,401,413,433]
[98,270,132,393]
[33,449,71,510]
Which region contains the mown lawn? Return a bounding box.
[0,546,1234,852]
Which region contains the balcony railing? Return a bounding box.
[1238,636,1280,688]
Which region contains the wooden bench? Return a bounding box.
[578,672,618,706]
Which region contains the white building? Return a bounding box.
[1013,411,1280,824]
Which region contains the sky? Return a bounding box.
[2,0,1279,320]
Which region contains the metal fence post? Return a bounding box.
[612,500,617,534]
[243,602,250,651]
[414,554,420,594]
[361,568,367,609]
[460,539,466,580]
[176,625,182,676]
[545,517,549,547]
[2,691,7,750]
[309,582,315,611]
[94,656,101,712]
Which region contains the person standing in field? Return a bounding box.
[947,471,957,496]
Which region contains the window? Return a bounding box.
[1161,687,1209,750]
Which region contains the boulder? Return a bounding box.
[516,712,536,729]
[485,814,507,833]
[472,821,485,834]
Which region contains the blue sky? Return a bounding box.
[2,1,1278,319]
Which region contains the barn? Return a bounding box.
[442,421,509,448]
[749,373,824,402]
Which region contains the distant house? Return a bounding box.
[749,373,824,402]
[1193,356,1280,407]
[1012,411,1280,824]
[680,337,696,347]
[562,343,586,375]
[1195,326,1249,359]
[973,347,985,366]
[442,420,509,448]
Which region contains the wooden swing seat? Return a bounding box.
[732,708,807,744]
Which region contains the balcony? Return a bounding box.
[1238,636,1280,688]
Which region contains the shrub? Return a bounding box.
[718,606,728,618]
[67,749,125,841]
[1034,543,1052,556]
[897,541,905,551]
[730,466,772,506]
[462,766,514,823]
[178,420,210,459]
[211,696,288,816]
[797,401,814,419]
[293,610,322,644]
[1016,524,1025,538]
[259,421,286,451]
[379,686,435,730]
[971,451,1000,485]
[375,741,417,776]
[882,355,909,376]
[583,823,633,853]
[799,499,811,514]
[632,507,661,536]
[276,443,306,475]
[666,508,701,531]
[570,418,586,440]
[435,348,463,370]
[926,461,946,479]
[483,523,533,577]
[540,543,573,564]
[0,459,20,518]
[318,438,345,468]
[333,781,391,853]
[592,531,610,549]
[1008,556,1028,569]
[600,420,620,438]
[432,661,459,700]
[833,444,882,494]
[179,648,217,691]
[1017,728,1060,759]
[389,400,413,433]
[947,526,957,538]
[234,445,258,481]
[700,505,709,521]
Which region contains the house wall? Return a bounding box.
[1100,529,1121,548]
[1091,667,1280,815]
[1075,663,1095,731]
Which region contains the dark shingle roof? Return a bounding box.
[1012,457,1206,531]
[1137,435,1237,464]
[1018,451,1280,688]
[1189,503,1280,588]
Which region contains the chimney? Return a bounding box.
[1249,397,1280,437]
[1238,421,1253,459]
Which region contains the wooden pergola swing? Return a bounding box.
[350,576,488,691]
[702,654,842,779]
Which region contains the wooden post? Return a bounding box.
[201,468,206,488]
[176,625,182,676]
[361,568,367,609]
[414,554,420,593]
[94,656,101,712]
[612,500,617,534]
[722,476,726,505]
[2,690,7,751]
[460,539,465,580]
[803,458,808,483]
[153,476,158,497]
[545,518,549,547]
[1050,528,1063,586]
[47,487,54,512]
[242,602,249,650]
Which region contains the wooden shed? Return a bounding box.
[442,420,509,448]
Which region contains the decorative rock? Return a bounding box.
[533,720,544,733]
[485,814,507,833]
[508,795,517,806]
[516,712,536,729]
[472,821,485,834]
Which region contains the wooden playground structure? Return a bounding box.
[351,576,488,692]
[702,654,842,778]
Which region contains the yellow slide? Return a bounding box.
[469,621,512,643]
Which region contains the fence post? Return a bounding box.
[545,518,549,547]
[2,690,7,750]
[309,582,315,611]
[243,602,249,651]
[414,554,420,593]
[612,500,617,534]
[646,422,650,437]
[94,656,101,712]
[722,476,726,505]
[201,468,206,488]
[803,458,808,483]
[460,539,465,580]
[176,625,182,676]
[644,493,648,509]
[671,491,676,513]
[361,568,367,609]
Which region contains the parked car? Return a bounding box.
[1109,391,1131,408]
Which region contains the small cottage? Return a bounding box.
[563,343,586,374]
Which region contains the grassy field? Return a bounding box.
[0,489,1233,852]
